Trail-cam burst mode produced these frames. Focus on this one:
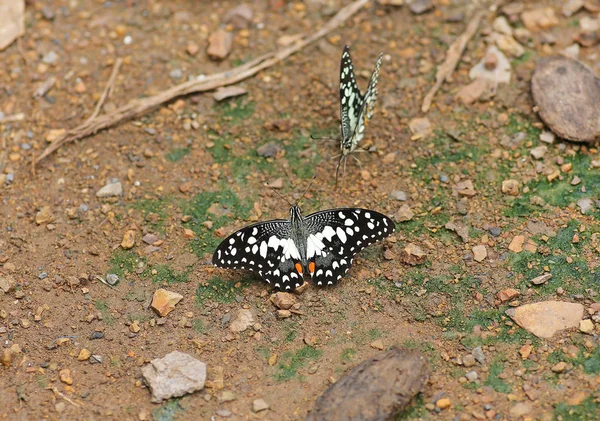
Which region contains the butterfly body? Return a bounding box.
[213,205,395,291]
[337,46,383,182]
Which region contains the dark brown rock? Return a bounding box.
[307,347,429,421]
[532,56,600,143]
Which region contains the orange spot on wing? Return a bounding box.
[295,262,303,275]
[308,261,315,274]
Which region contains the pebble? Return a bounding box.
[90,331,104,340]
[216,409,232,417]
[539,131,555,144]
[436,398,451,409]
[506,301,584,339]
[35,206,54,225]
[229,309,255,333]
[207,29,233,60]
[465,371,478,382]
[398,243,426,266]
[270,292,296,310]
[370,339,384,350]
[106,274,119,286]
[497,288,519,303]
[252,398,270,413]
[390,190,407,201]
[142,234,158,245]
[408,117,432,139]
[0,274,17,293]
[169,69,182,79]
[579,319,594,333]
[409,0,433,14]
[577,198,593,215]
[219,390,236,403]
[530,273,552,285]
[90,355,104,364]
[224,4,253,29]
[59,368,73,385]
[472,245,487,262]
[508,235,525,252]
[509,402,533,417]
[493,16,513,36]
[571,176,581,186]
[530,145,547,159]
[395,204,414,222]
[78,348,91,361]
[455,79,490,105]
[519,344,532,359]
[501,179,520,196]
[151,289,184,317]
[42,51,59,64]
[213,86,248,102]
[121,230,136,250]
[521,7,558,31]
[445,221,469,242]
[96,180,123,198]
[186,42,199,56]
[472,347,485,365]
[551,361,567,373]
[141,351,207,403]
[495,34,525,58]
[469,46,511,84]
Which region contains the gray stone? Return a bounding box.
[96,180,123,198]
[577,198,593,214]
[252,398,270,413]
[410,0,433,15]
[106,274,119,286]
[42,51,59,64]
[472,347,486,365]
[141,351,207,403]
[465,371,478,382]
[390,190,408,201]
[0,274,16,293]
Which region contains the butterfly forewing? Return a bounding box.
[303,208,395,286]
[212,220,306,291]
[362,53,383,126]
[340,45,364,149]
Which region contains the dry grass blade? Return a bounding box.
[36,0,369,164]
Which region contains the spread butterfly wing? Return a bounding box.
[212,221,304,291]
[339,45,365,149]
[303,208,395,286]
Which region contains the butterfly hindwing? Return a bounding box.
[361,52,383,129]
[212,220,304,290]
[303,208,395,286]
[340,45,364,149]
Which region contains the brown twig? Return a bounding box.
[421,8,487,113]
[86,58,122,124]
[37,0,369,164]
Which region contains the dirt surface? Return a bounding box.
[1,1,600,420]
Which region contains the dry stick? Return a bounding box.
[421,8,487,113]
[37,0,369,164]
[46,386,82,407]
[86,58,123,124]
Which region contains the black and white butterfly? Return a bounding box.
[212,205,395,291]
[337,45,383,183]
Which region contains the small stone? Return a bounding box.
[577,198,593,214]
[230,309,254,333]
[42,51,59,64]
[219,390,236,403]
[469,46,511,84]
[395,204,414,222]
[519,344,532,359]
[130,320,141,333]
[269,178,284,189]
[276,309,292,319]
[96,180,123,198]
[223,4,253,29]
[382,152,396,164]
[506,301,584,339]
[121,230,136,250]
[510,402,533,417]
[0,274,17,293]
[268,354,278,366]
[455,79,490,105]
[252,398,270,413]
[141,351,206,403]
[409,0,433,15]
[495,35,525,58]
[497,288,520,303]
[501,179,520,196]
[207,29,233,60]
[183,228,195,239]
[370,339,384,350]
[142,233,159,245]
[390,190,407,201]
[179,181,192,193]
[59,368,73,385]
[508,235,525,252]
[453,179,476,197]
[472,347,485,365]
[472,245,487,262]
[35,206,54,225]
[521,8,559,31]
[465,371,478,382]
[552,361,568,373]
[530,273,552,285]
[530,145,548,159]
[216,409,232,418]
[493,16,513,35]
[186,42,199,56]
[539,131,555,144]
[398,243,426,266]
[579,319,594,333]
[462,354,476,367]
[77,348,91,361]
[408,117,432,139]
[436,398,451,409]
[445,221,469,242]
[151,289,184,317]
[571,176,581,186]
[563,43,580,59]
[270,292,296,310]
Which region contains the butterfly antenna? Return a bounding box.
[266,181,293,207]
[296,175,317,207]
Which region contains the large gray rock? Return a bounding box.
[141,351,206,403]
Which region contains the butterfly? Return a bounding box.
[337,45,383,184]
[212,205,395,291]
